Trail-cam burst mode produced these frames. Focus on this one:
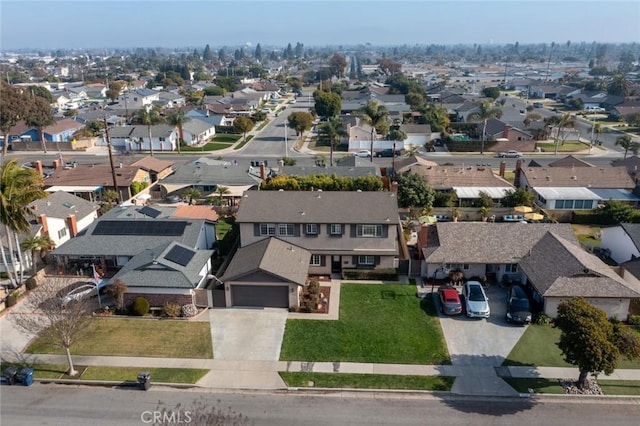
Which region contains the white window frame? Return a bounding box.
[278,223,294,236]
[306,224,318,235]
[357,224,382,237]
[260,223,276,236]
[310,254,322,266]
[330,224,342,235]
[358,255,375,265]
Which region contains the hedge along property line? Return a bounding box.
[341,268,398,281]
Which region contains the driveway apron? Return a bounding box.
[208,308,288,361]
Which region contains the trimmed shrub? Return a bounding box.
[533,312,553,325]
[131,297,150,316]
[6,294,18,308]
[181,304,198,317]
[629,315,640,326]
[307,280,320,296]
[163,302,182,318]
[341,268,398,281]
[25,277,38,291]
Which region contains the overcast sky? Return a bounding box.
[1,0,639,50]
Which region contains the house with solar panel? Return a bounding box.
[50,204,218,308]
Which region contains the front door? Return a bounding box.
[331,255,342,273]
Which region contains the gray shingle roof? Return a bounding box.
[236,191,398,224]
[109,241,213,289]
[161,163,262,186]
[519,232,640,298]
[423,222,576,264]
[222,237,310,286]
[548,155,594,168]
[29,191,98,222]
[621,223,640,251]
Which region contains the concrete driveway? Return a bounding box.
[208,308,288,361]
[437,284,529,367]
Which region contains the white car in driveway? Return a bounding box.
[60,282,99,306]
[463,281,490,318]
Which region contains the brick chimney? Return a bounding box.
[503,124,510,139]
[53,159,60,169]
[417,224,429,260]
[391,181,399,193]
[514,160,523,187]
[66,214,78,237]
[38,213,48,235]
[259,162,266,181]
[35,160,43,177]
[499,161,506,177]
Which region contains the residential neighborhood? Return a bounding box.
[2,1,640,422]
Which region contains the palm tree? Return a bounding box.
[358,100,389,135]
[607,74,632,97]
[317,117,347,167]
[20,235,53,275]
[615,135,640,159]
[103,189,120,206]
[0,160,48,287]
[166,109,191,154]
[182,187,202,205]
[134,106,164,157]
[467,100,502,154]
[215,185,231,206]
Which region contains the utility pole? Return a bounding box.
[370,127,374,162]
[103,117,120,204]
[284,121,288,158]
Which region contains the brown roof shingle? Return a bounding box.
[407,165,513,189]
[521,166,635,188]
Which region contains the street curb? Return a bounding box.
[34,378,201,389]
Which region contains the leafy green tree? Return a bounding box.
[545,113,576,154]
[233,117,254,141]
[317,117,346,167]
[433,190,458,208]
[501,187,535,207]
[166,109,190,153]
[254,43,262,61]
[395,173,435,208]
[203,86,226,96]
[328,53,347,77]
[405,92,424,109]
[215,77,237,92]
[20,235,53,275]
[134,106,164,157]
[467,100,502,155]
[28,85,53,103]
[625,113,640,127]
[359,100,389,136]
[482,86,501,100]
[615,135,639,159]
[314,91,341,118]
[387,129,407,141]
[475,190,494,208]
[24,95,55,153]
[0,83,28,156]
[287,111,314,135]
[598,200,635,223]
[556,297,640,390]
[202,44,214,61]
[0,160,47,287]
[378,59,402,76]
[417,104,450,133]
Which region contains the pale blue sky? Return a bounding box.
[1,0,639,50]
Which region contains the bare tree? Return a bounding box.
[12,278,93,376]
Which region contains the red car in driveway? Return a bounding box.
[438,287,463,315]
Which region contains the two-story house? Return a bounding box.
[235,190,400,273]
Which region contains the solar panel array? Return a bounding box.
[138,206,162,218]
[164,245,196,266]
[92,220,187,236]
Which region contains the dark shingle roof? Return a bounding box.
[29,191,98,221]
[222,237,310,286]
[621,223,640,251]
[236,191,398,224]
[161,163,262,187]
[548,155,594,168]
[519,232,640,298]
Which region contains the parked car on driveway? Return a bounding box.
[498,150,522,158]
[438,287,462,315]
[463,281,490,318]
[59,282,99,307]
[506,285,532,324]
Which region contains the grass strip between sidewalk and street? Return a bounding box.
[503,377,640,395]
[0,363,207,383]
[26,318,213,359]
[280,372,454,391]
[233,135,253,150]
[280,284,450,365]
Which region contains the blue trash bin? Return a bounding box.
[19,367,34,386]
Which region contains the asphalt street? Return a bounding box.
[2,385,639,426]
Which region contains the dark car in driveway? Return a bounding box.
[438,287,462,315]
[506,285,532,324]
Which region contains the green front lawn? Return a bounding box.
[536,141,589,152]
[280,284,450,364]
[181,142,233,152]
[280,372,454,391]
[598,380,640,395]
[503,325,640,369]
[212,134,241,143]
[0,363,69,379]
[80,366,208,383]
[215,220,232,241]
[26,318,213,359]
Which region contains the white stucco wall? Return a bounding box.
[544,297,630,320]
[602,226,639,264]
